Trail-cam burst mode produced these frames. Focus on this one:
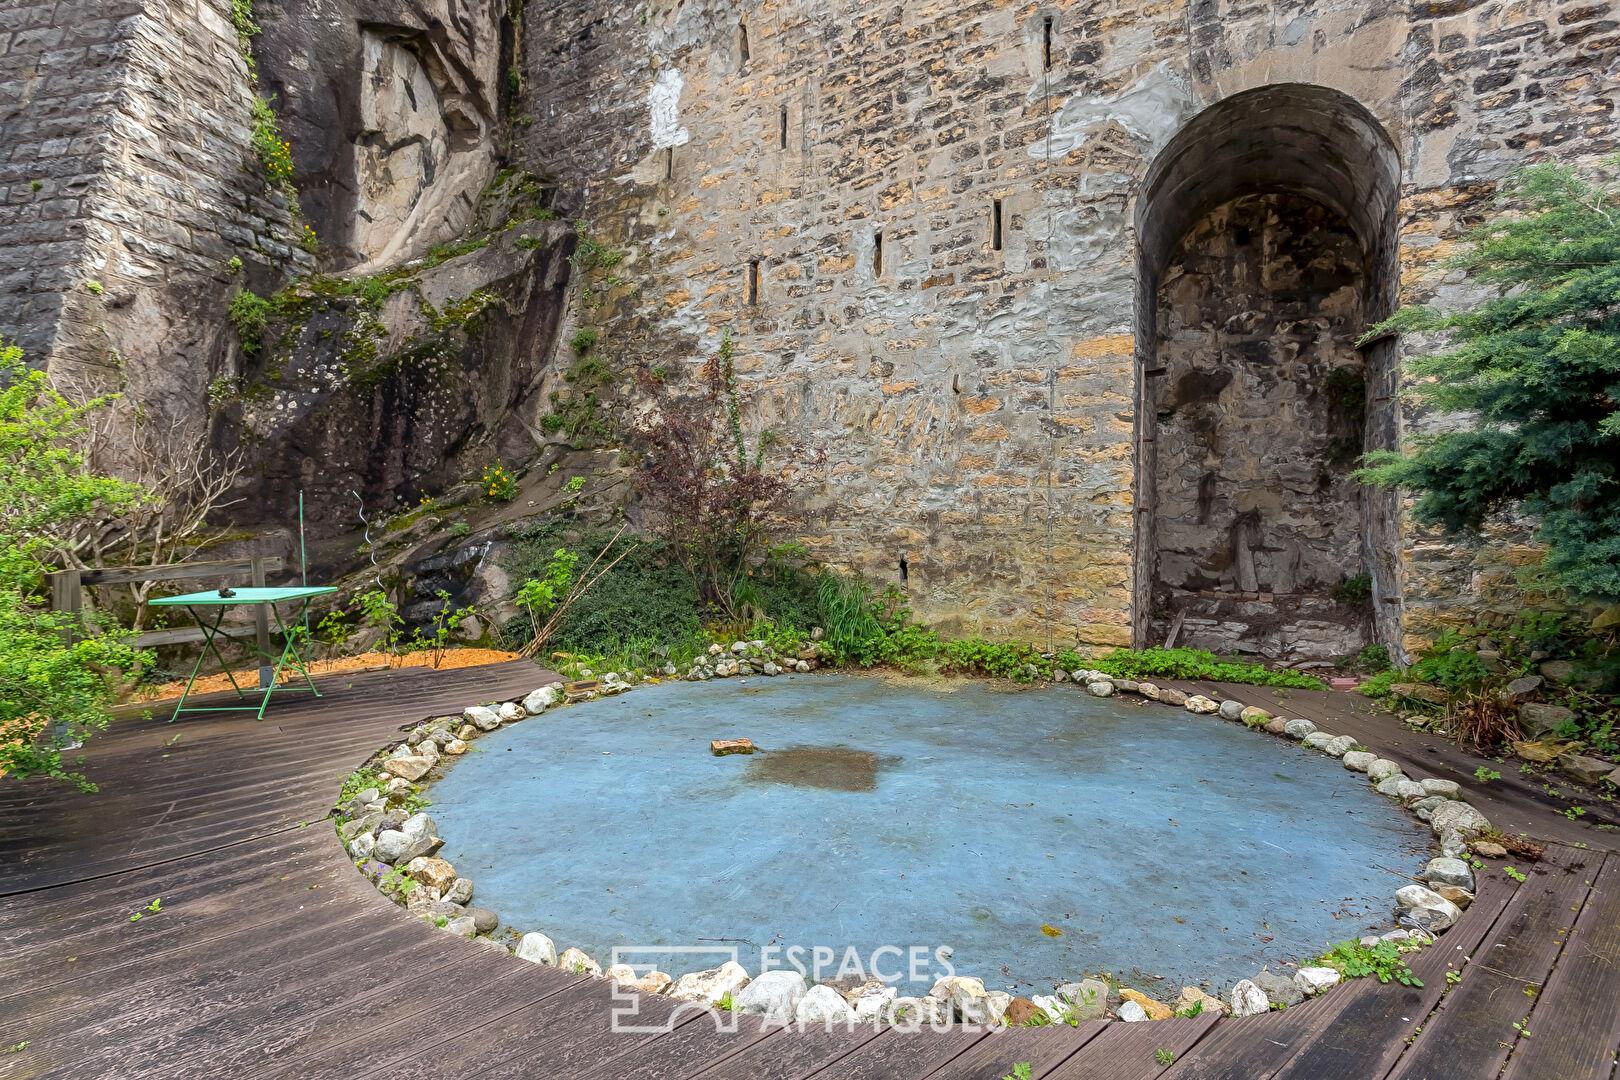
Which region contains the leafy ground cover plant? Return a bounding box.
[1083,647,1327,690]
[1316,939,1423,987]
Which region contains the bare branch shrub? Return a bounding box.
[47,373,246,632]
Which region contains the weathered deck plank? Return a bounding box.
[2,663,1617,1080]
[1500,853,1620,1080]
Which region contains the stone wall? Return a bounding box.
[0,0,312,427]
[509,0,1619,657]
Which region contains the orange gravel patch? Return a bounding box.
[126,648,521,704]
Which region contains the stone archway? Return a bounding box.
[1132,84,1403,660]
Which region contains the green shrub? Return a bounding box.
[249,97,294,187]
[500,522,702,653]
[227,289,271,352]
[569,328,599,355]
[0,343,147,789]
[1332,574,1372,606]
[1090,648,1327,690]
[940,636,1041,680]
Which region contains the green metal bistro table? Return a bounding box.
[148,586,337,722]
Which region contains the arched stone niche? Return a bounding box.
[1132,84,1403,660]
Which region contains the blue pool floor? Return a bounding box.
[427,675,1432,996]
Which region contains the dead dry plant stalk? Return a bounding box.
[1445,691,1524,752]
[518,524,639,660]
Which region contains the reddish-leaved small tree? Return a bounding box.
[635,330,789,621]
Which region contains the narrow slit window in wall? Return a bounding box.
[1043,17,1053,70]
[992,198,1003,251]
[872,231,883,277]
[738,23,749,63]
[747,259,760,305]
[779,105,788,149]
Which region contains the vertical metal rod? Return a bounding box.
[299,490,311,643]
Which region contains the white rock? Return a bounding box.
[347,833,375,861]
[982,991,1012,1025]
[1392,779,1428,802]
[929,975,989,1022]
[1439,827,1470,859]
[514,932,557,966]
[443,738,468,755]
[884,996,946,1027]
[444,878,474,905]
[1430,801,1491,839]
[522,685,560,714]
[668,961,750,1005]
[375,813,442,864]
[1424,857,1475,890]
[1219,699,1246,721]
[1374,773,1412,796]
[1294,967,1341,996]
[1367,759,1402,782]
[1342,751,1377,772]
[1185,695,1219,714]
[1231,979,1270,1017]
[1324,735,1358,757]
[1395,884,1463,932]
[762,661,781,676]
[730,640,749,655]
[1053,669,1069,683]
[795,660,810,673]
[1086,680,1114,698]
[853,984,899,1023]
[444,916,477,938]
[1118,1000,1150,1022]
[464,705,501,731]
[604,964,673,994]
[558,948,602,976]
[497,701,525,723]
[1283,719,1317,739]
[732,969,807,1019]
[795,983,853,1024]
[1303,732,1336,751]
[1420,778,1463,800]
[1137,682,1161,700]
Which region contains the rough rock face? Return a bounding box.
[254,0,508,269]
[221,212,575,534]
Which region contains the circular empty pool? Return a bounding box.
[427,674,1431,995]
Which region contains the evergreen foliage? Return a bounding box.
[1357,160,1620,602]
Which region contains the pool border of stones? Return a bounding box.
[332,648,1495,1029]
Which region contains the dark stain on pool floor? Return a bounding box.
[744,745,896,792]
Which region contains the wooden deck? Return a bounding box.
[1,662,1616,1079]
